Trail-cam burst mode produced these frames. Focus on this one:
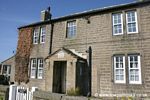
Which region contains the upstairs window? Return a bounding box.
[66,20,76,38]
[2,65,11,75]
[112,13,123,35]
[30,58,44,79]
[126,11,138,33]
[128,55,141,84]
[40,26,46,43]
[33,28,39,44]
[114,55,126,83]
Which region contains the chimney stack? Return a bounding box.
[41,6,52,21]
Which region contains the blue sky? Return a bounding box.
[0,0,135,62]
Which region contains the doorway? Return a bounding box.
[52,61,67,94]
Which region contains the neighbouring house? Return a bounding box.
[13,0,150,97]
[0,55,15,84]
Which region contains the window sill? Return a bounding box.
[114,82,126,84]
[129,82,142,85]
[113,33,124,36]
[127,32,139,34]
[33,43,38,45]
[30,78,44,80]
[40,42,45,44]
[65,37,76,40]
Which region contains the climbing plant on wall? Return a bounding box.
[15,27,33,83]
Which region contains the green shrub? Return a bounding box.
[67,87,81,96]
[128,96,134,100]
[0,95,4,100]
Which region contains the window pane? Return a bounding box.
[116,69,120,75]
[135,75,139,81]
[116,75,120,80]
[134,56,138,61]
[114,56,125,83]
[130,63,133,68]
[38,69,43,77]
[40,27,46,43]
[120,75,124,80]
[130,75,134,81]
[67,21,76,38]
[38,59,44,79]
[31,59,37,78]
[31,69,36,77]
[116,63,119,68]
[33,28,39,44]
[112,13,123,35]
[127,11,138,33]
[120,63,123,68]
[130,69,139,81]
[130,56,133,61]
[120,69,123,75]
[3,65,7,74]
[116,57,119,62]
[129,55,141,84]
[120,57,123,62]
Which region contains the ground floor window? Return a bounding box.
[113,54,141,84]
[114,55,125,83]
[128,55,141,84]
[30,58,44,79]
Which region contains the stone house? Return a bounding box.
[0,55,15,83]
[15,0,150,97]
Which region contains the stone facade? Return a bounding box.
[51,3,150,96]
[16,1,150,97]
[1,55,15,83]
[27,24,52,90]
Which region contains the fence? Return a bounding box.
[9,85,37,100]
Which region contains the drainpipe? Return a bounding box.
[49,23,54,54]
[86,46,92,97]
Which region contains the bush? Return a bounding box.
[0,95,4,100]
[0,75,9,85]
[67,87,81,96]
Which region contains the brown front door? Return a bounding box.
[52,61,67,94]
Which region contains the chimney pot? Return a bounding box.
[41,7,52,21]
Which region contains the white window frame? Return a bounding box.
[40,26,46,43]
[114,56,126,83]
[126,11,138,34]
[112,13,123,35]
[66,20,77,38]
[33,28,39,44]
[128,55,142,84]
[2,65,11,76]
[30,59,37,79]
[37,59,44,79]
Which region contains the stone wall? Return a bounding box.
[16,24,51,90]
[51,3,150,96]
[28,24,51,91]
[33,90,150,100]
[0,85,9,100]
[33,90,88,100]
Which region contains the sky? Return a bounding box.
[0,0,135,62]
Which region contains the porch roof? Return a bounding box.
[45,47,87,61]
